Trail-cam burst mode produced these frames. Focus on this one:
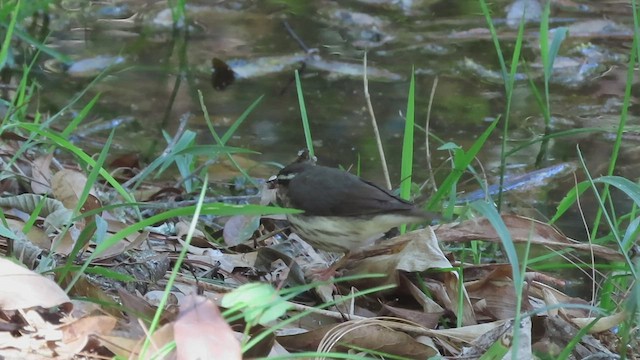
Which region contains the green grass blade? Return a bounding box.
[294,70,314,157]
[58,129,115,284]
[478,0,507,85]
[16,123,138,213]
[469,201,519,287]
[66,203,301,291]
[197,90,260,187]
[428,117,499,209]
[400,67,416,200]
[140,174,209,358]
[589,32,638,238]
[61,94,101,138]
[549,181,590,223]
[399,68,416,233]
[221,95,264,145]
[0,0,19,70]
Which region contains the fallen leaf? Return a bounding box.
[435,215,623,261]
[58,315,117,355]
[223,215,260,246]
[0,257,71,310]
[51,169,91,210]
[31,153,53,194]
[174,294,241,360]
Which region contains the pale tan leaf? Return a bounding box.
[530,281,590,318]
[31,153,53,194]
[427,319,508,344]
[174,294,241,360]
[0,257,70,310]
[570,311,626,334]
[50,223,81,256]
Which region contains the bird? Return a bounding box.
[268,155,435,255]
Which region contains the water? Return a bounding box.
[17,0,640,241]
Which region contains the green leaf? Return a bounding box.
[221,283,292,325]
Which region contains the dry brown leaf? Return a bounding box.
[62,275,119,317]
[206,154,277,181]
[435,214,623,261]
[464,266,533,321]
[423,274,477,326]
[5,217,51,250]
[380,303,442,329]
[58,315,117,356]
[0,257,70,310]
[278,321,438,358]
[461,317,532,359]
[49,223,82,255]
[347,227,476,325]
[117,288,176,325]
[466,276,527,320]
[131,184,164,202]
[174,294,241,360]
[427,320,508,344]
[175,220,211,250]
[223,215,260,246]
[31,153,53,194]
[535,315,619,359]
[347,227,451,280]
[96,334,140,358]
[400,274,444,314]
[51,169,91,209]
[530,281,590,318]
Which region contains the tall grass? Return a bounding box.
[475,0,640,357]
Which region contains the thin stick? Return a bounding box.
[425,76,439,192]
[363,52,392,190]
[283,20,311,53]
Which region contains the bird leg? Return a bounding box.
[308,252,352,281]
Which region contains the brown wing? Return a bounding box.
[286,165,423,217]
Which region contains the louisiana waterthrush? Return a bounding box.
[268,156,434,254]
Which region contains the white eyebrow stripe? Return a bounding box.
[277,173,297,181]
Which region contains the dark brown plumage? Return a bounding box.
[271,161,434,253]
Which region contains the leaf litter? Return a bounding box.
[0,129,629,359]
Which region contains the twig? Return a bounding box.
[137,195,261,209]
[283,20,311,53]
[363,52,392,190]
[574,172,597,316]
[424,76,439,192]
